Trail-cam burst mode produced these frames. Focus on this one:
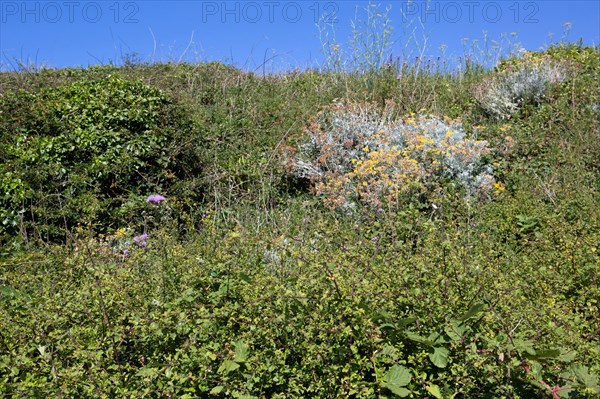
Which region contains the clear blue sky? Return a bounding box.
[1,1,599,72]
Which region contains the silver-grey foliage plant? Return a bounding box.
[474,56,569,120]
[290,101,497,209]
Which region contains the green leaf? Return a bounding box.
[557,350,577,363]
[379,345,399,361]
[426,384,443,399]
[218,360,240,374]
[385,387,411,397]
[428,331,448,345]
[429,347,450,368]
[556,387,577,398]
[233,340,249,363]
[231,392,258,399]
[514,338,536,356]
[210,386,224,395]
[238,272,252,283]
[381,365,412,396]
[445,319,466,342]
[405,331,432,346]
[136,366,158,378]
[525,348,560,360]
[571,365,599,390]
[459,303,485,321]
[531,361,543,379]
[396,317,417,328]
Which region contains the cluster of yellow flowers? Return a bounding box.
[290,101,502,211]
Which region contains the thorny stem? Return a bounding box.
[521,363,572,399]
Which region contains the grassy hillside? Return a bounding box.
[0,43,599,398]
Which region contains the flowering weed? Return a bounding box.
[133,233,148,248]
[287,101,498,210]
[146,194,166,205]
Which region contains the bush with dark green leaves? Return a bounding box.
[0,75,203,242]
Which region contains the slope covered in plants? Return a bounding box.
[0,44,599,398]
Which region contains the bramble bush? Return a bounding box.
[0,75,203,243]
[2,203,598,398]
[286,100,499,211]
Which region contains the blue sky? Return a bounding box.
[1,1,599,72]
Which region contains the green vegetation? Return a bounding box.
[1,42,599,398]
[0,74,202,241]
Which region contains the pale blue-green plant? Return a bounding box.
[473,53,569,119]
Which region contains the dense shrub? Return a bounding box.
[0,75,203,242]
[286,100,499,211]
[1,203,598,397]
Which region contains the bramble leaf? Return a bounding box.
[459,303,485,321]
[218,360,240,374]
[234,340,249,363]
[429,347,450,368]
[571,365,599,391]
[381,365,412,397]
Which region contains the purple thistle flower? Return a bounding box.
[133,233,148,242]
[123,249,130,256]
[133,233,148,248]
[146,194,166,205]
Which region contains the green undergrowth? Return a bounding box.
[1,43,599,398]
